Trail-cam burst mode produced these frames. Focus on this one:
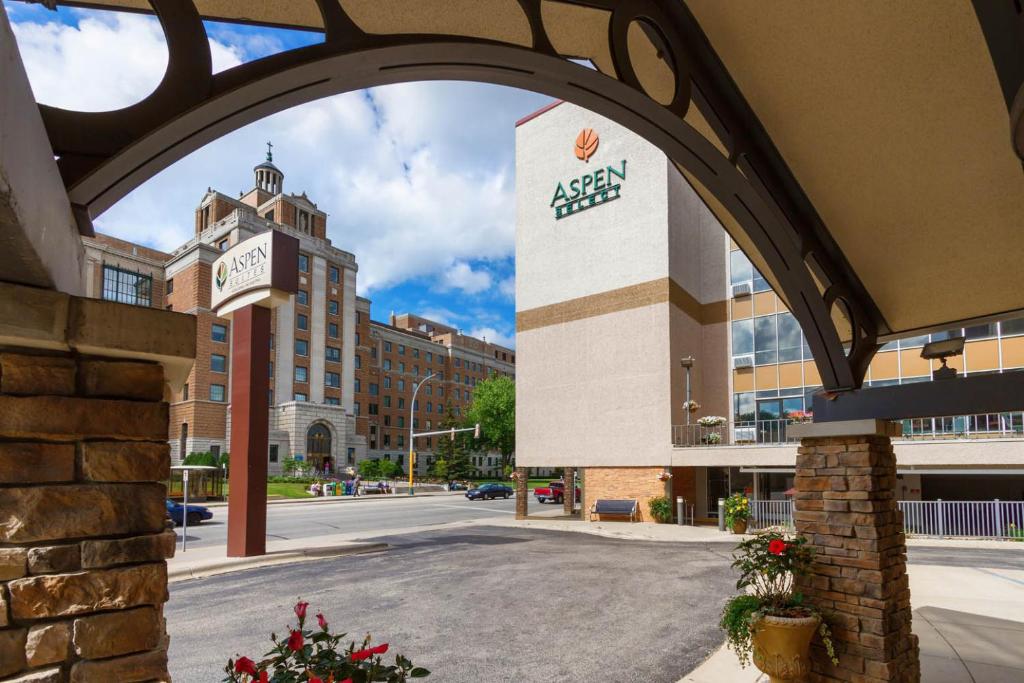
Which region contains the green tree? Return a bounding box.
[465,374,515,472]
[358,459,381,479]
[431,405,474,482]
[183,451,217,467]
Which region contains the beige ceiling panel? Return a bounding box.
[343,0,532,47]
[687,1,1024,334]
[626,19,675,105]
[540,1,616,77]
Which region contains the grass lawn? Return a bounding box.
[223,482,314,499]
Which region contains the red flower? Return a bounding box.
[259,672,268,683]
[287,629,304,652]
[768,539,787,555]
[309,678,323,683]
[295,601,309,620]
[370,643,389,655]
[350,648,373,661]
[234,657,257,675]
[340,680,353,683]
[317,612,328,630]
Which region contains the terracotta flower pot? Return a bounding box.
[751,613,820,683]
[730,518,748,534]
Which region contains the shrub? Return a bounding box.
[225,599,429,682]
[648,496,674,523]
[183,451,218,467]
[724,493,750,528]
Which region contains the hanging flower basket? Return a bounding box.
[657,470,673,482]
[682,400,702,413]
[697,415,727,427]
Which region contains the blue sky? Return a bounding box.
[4,2,554,347]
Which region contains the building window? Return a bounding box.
[326,346,340,363]
[298,253,309,272]
[296,340,308,356]
[355,379,361,393]
[354,402,360,415]
[399,362,406,373]
[398,379,405,391]
[383,359,392,371]
[102,266,152,307]
[368,403,379,415]
[398,345,406,355]
[326,371,341,388]
[329,300,339,315]
[397,416,405,428]
[329,323,338,338]
[297,314,308,331]
[413,348,420,358]
[297,290,308,306]
[210,384,226,402]
[384,415,391,427]
[218,239,229,251]
[295,393,307,402]
[383,396,391,407]
[455,358,461,367]
[397,435,404,448]
[397,398,405,409]
[369,383,379,396]
[383,376,392,389]
[182,383,189,401]
[269,445,279,463]
[269,362,274,377]
[355,355,361,369]
[329,266,340,283]
[211,354,226,373]
[426,401,433,412]
[211,323,227,343]
[427,352,433,363]
[166,278,174,295]
[295,366,308,383]
[326,397,340,405]
[355,333,360,345]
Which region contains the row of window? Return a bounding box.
[297,254,341,284]
[295,290,341,317]
[102,265,153,307]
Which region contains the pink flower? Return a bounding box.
[317,612,328,630]
[234,657,257,675]
[295,601,309,620]
[287,629,304,652]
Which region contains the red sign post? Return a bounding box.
[211,230,298,557]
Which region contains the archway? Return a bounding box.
[306,422,333,474]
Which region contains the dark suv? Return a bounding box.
[466,483,513,500]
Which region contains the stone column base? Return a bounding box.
[563,467,576,515]
[791,421,920,683]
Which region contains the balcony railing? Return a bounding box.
[739,499,1024,540]
[672,411,1024,447]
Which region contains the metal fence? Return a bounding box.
[673,411,1024,448]
[739,499,1024,540]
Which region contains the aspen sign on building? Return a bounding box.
[211,230,298,317]
[550,128,626,220]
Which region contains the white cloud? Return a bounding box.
[8,9,552,304]
[467,326,515,349]
[437,261,493,295]
[498,275,515,300]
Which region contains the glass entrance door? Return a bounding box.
[707,467,729,517]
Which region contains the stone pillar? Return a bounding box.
[0,283,195,682]
[513,468,529,520]
[790,420,920,683]
[563,467,576,515]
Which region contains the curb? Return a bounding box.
[168,542,389,583]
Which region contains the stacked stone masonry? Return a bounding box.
[794,435,920,683]
[0,351,174,682]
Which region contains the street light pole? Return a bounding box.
[408,371,438,496]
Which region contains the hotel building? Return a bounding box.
[82,150,515,476]
[515,101,1024,522]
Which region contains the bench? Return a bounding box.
[591,499,639,522]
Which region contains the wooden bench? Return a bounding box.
[591,499,639,522]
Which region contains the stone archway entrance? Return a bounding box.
[306,423,333,474]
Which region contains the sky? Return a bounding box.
[4,2,556,348]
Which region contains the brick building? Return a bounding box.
[83,149,515,477]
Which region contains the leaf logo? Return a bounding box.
[574,128,599,162]
[215,262,228,291]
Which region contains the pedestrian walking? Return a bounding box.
[353,474,361,497]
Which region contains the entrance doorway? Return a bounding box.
[306,423,332,474]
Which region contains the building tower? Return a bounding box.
[254,141,283,194]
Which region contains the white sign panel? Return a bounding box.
[211,231,297,317]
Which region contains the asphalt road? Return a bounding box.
[174,494,521,548]
[167,527,737,683]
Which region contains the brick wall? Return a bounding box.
[583,467,669,523]
[0,351,174,681]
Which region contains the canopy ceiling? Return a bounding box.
[15,0,1024,390]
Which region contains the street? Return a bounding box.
[167,527,737,683]
[173,494,521,549]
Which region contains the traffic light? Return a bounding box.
[473,423,481,439]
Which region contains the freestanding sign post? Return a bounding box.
[212,230,298,557]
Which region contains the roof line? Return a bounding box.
[515,99,564,127]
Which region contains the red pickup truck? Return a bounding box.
[534,481,581,504]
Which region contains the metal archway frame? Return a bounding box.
[35,0,884,393]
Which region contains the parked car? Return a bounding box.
[165,499,213,527]
[534,481,581,504]
[448,481,469,491]
[466,483,513,500]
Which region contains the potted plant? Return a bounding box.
[720,532,837,682]
[696,415,726,427]
[648,495,673,523]
[225,600,430,682]
[724,492,750,533]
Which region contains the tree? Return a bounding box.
[358,459,381,479]
[431,405,474,482]
[465,374,515,472]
